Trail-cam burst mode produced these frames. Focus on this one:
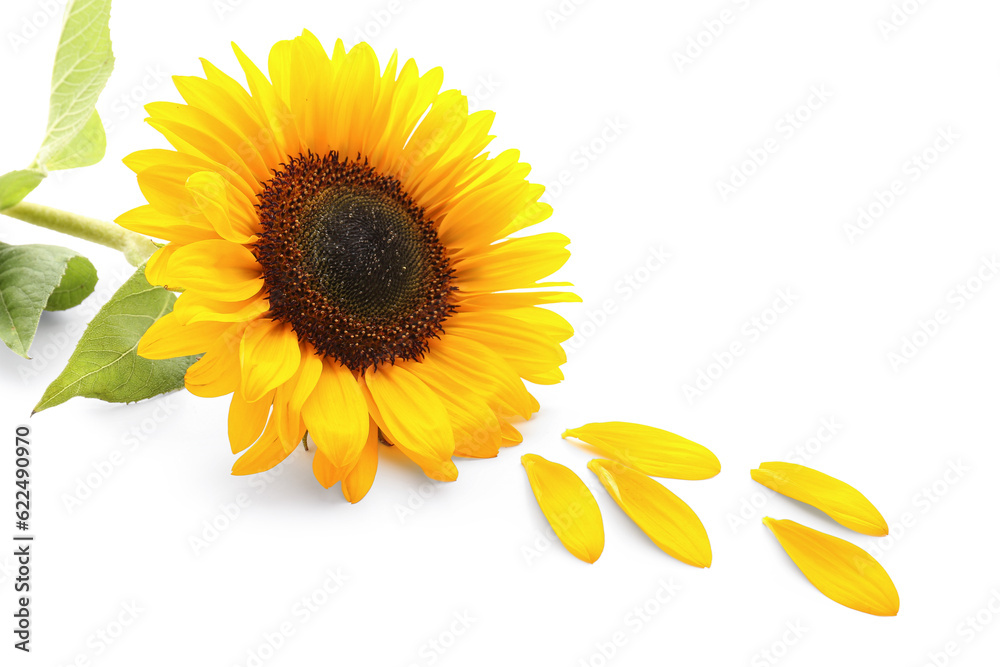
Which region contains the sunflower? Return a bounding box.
[118,31,575,501]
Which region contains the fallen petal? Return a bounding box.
[763,517,899,616]
[752,462,888,536]
[522,454,604,564]
[588,459,711,568]
[564,421,720,480]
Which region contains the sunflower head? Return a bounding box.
[118,31,576,501]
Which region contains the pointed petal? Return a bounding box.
[138,313,233,359]
[763,518,899,616]
[273,349,323,448]
[363,365,456,481]
[301,360,369,469]
[232,416,297,475]
[588,459,712,568]
[343,419,380,503]
[565,422,720,480]
[751,463,888,536]
[522,454,604,564]
[228,388,274,454]
[239,319,301,402]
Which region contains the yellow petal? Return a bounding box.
[138,312,233,359]
[228,388,274,454]
[183,323,244,397]
[521,454,604,564]
[342,419,380,503]
[273,349,323,448]
[165,239,263,301]
[301,360,369,469]
[588,459,712,568]
[239,319,301,402]
[363,364,456,481]
[232,416,297,476]
[762,517,899,616]
[751,463,888,536]
[565,422,721,480]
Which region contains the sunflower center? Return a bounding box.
[254,152,454,372]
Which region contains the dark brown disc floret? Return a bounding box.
[253,151,455,372]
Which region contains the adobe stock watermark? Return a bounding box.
[99,65,171,138]
[725,417,844,533]
[886,254,997,372]
[682,288,798,405]
[212,0,252,21]
[866,459,969,560]
[6,0,67,54]
[750,620,808,667]
[716,85,833,202]
[537,116,628,208]
[405,610,477,667]
[916,587,1000,667]
[351,0,418,43]
[671,0,757,73]
[233,567,350,667]
[189,448,306,556]
[544,0,590,31]
[577,579,682,667]
[395,480,446,524]
[843,126,959,244]
[61,396,181,514]
[877,0,932,41]
[54,601,144,667]
[565,245,671,355]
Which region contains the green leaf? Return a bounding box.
[41,108,107,171]
[0,1,114,210]
[35,0,114,171]
[45,255,98,311]
[0,242,97,358]
[33,266,197,413]
[0,169,46,210]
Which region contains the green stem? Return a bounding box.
[1,201,157,266]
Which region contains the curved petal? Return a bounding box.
[186,171,260,243]
[565,422,721,481]
[362,364,456,481]
[588,459,712,568]
[301,360,369,469]
[752,463,888,536]
[452,233,570,292]
[166,239,263,301]
[232,416,299,475]
[239,319,301,402]
[274,349,323,448]
[228,388,274,454]
[138,313,233,359]
[183,324,245,397]
[522,454,604,564]
[172,291,269,326]
[763,518,899,616]
[342,420,380,503]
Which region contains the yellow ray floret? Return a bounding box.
[751,462,888,536]
[762,518,899,616]
[564,422,720,480]
[588,459,711,568]
[521,454,604,564]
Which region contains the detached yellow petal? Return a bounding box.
[588,459,711,568]
[752,463,888,536]
[521,454,604,564]
[763,518,899,616]
[565,422,720,480]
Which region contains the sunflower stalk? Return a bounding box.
[2,201,157,266]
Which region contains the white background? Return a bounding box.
[2,0,1000,665]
